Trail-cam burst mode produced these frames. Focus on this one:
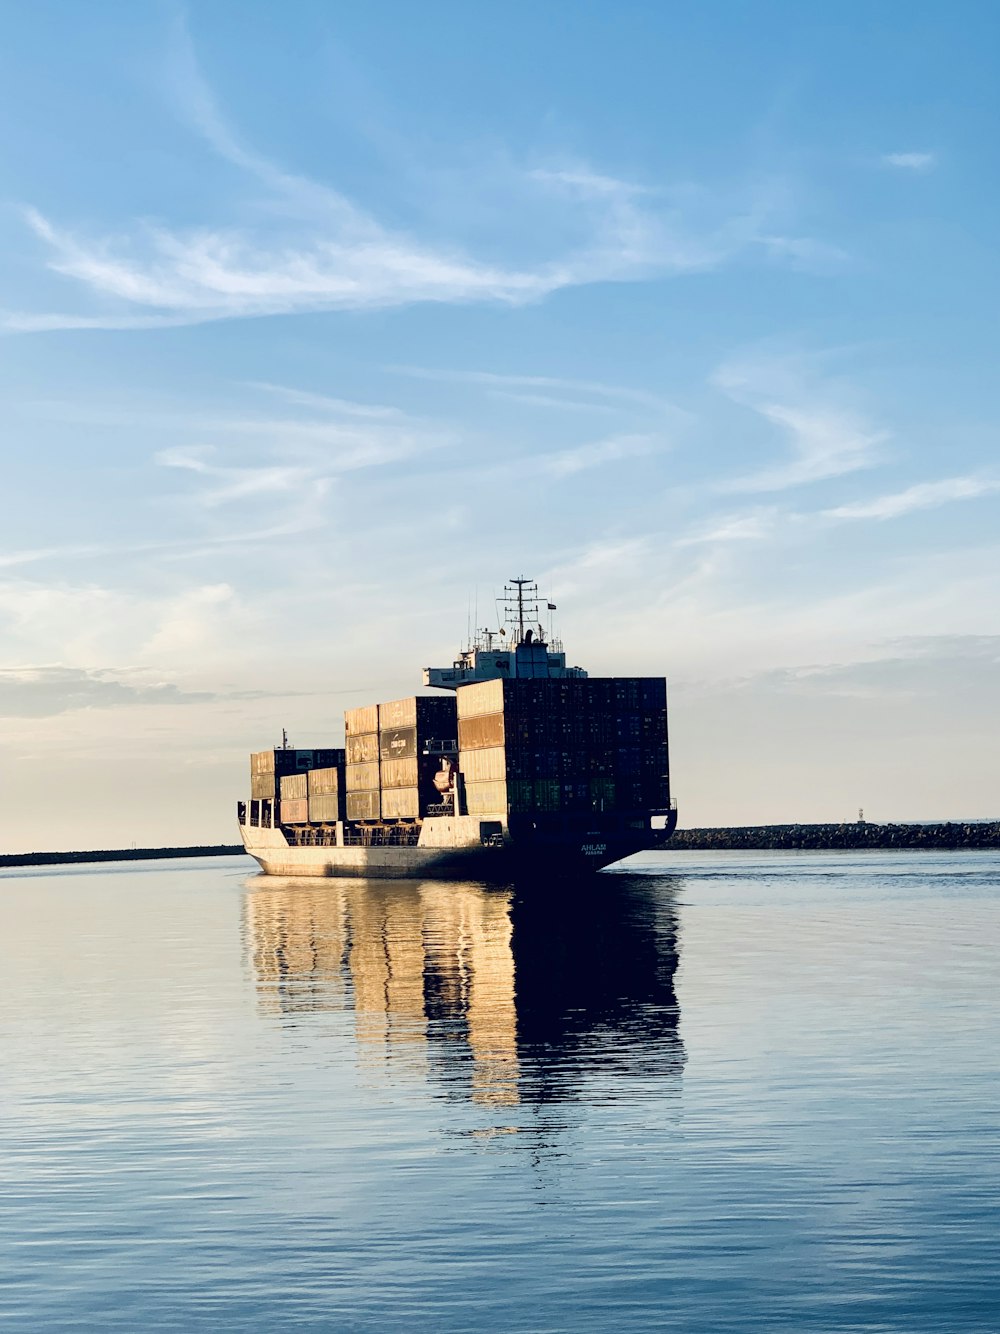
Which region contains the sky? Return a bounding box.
[1,1,999,851]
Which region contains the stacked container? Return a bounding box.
[250,748,342,800]
[345,704,381,822]
[279,772,309,824]
[378,695,458,821]
[456,677,669,816]
[308,766,344,824]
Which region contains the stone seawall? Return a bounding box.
[0,845,246,868]
[667,822,1000,850]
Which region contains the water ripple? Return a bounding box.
[1,852,998,1329]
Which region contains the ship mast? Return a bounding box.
[423,575,585,688]
[501,575,541,646]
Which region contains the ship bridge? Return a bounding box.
[423,577,588,690]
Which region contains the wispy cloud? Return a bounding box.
[247,382,405,420]
[541,537,651,599]
[0,382,458,579]
[155,446,325,508]
[536,434,658,478]
[882,151,937,172]
[388,364,683,416]
[826,475,1000,521]
[0,519,331,572]
[483,389,621,414]
[4,37,838,332]
[151,392,452,510]
[675,509,780,546]
[713,352,887,492]
[16,204,564,326]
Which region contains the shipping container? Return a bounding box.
[532,780,562,812]
[506,777,615,814]
[463,780,508,814]
[378,697,416,731]
[452,675,669,815]
[346,790,381,821]
[345,704,379,736]
[346,733,379,765]
[379,695,458,732]
[590,778,617,809]
[456,678,505,719]
[381,756,419,789]
[308,792,342,823]
[279,772,308,800]
[250,773,276,800]
[641,679,667,710]
[280,797,309,824]
[308,766,340,795]
[458,746,507,784]
[380,787,420,820]
[252,747,344,776]
[345,761,380,792]
[457,713,505,751]
[616,747,642,776]
[379,727,417,761]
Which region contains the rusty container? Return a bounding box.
[345,704,379,736]
[251,773,276,800]
[308,792,342,823]
[345,761,380,792]
[308,766,340,795]
[378,697,418,731]
[280,797,309,824]
[346,790,381,821]
[346,733,379,765]
[279,772,308,800]
[459,747,507,784]
[455,678,505,720]
[463,780,508,814]
[380,787,420,820]
[457,713,505,751]
[380,756,419,789]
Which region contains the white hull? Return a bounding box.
[239,814,656,879]
[240,816,515,879]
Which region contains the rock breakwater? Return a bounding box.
[668,822,1000,850]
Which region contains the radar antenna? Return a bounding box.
[500,576,544,646]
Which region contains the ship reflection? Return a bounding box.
[243,873,684,1108]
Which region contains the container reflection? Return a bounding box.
[243,873,684,1107]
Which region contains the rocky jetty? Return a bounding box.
[0,845,245,868]
[668,822,1000,850]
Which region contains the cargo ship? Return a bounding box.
[238,578,677,878]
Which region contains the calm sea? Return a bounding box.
[1,850,998,1331]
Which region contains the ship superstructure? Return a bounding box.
[238,578,676,878]
[423,578,587,688]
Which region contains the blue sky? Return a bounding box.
[1,2,998,848]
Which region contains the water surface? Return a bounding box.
[2,850,998,1330]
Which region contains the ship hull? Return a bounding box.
[239,811,674,880]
